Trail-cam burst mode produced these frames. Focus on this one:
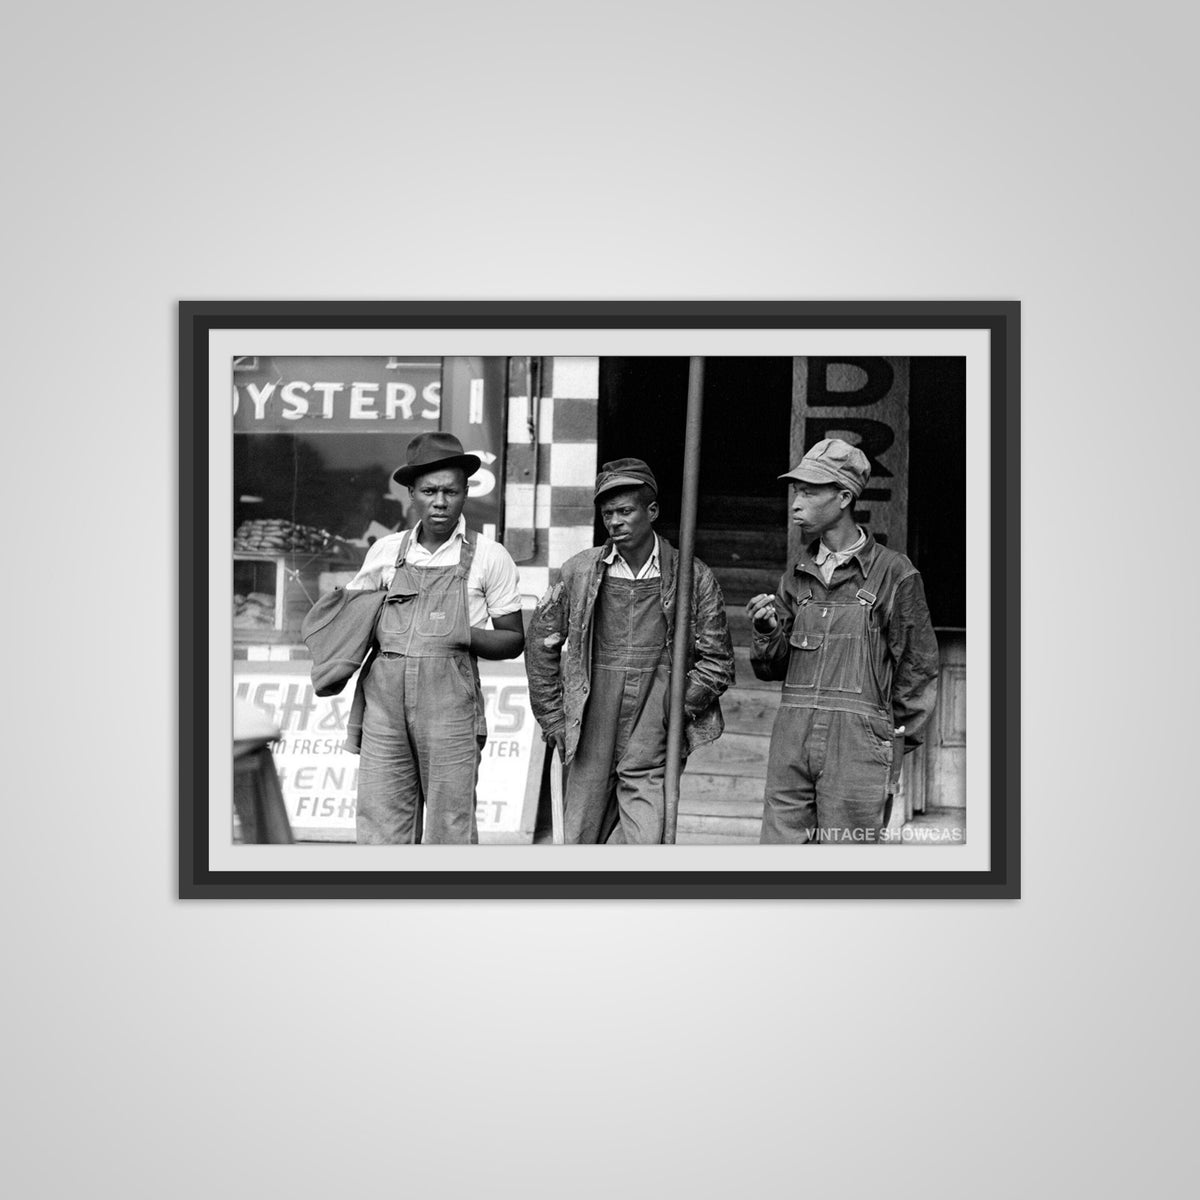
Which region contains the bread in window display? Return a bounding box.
[233,592,277,629]
[234,518,335,554]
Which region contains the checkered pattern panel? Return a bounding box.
[503,357,599,606]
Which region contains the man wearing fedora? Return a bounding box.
[526,458,734,844]
[344,432,525,844]
[746,438,940,843]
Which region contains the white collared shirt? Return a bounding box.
[345,515,522,627]
[815,526,867,585]
[602,532,662,580]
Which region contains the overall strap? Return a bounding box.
[855,543,894,612]
[790,553,818,605]
[450,528,479,658]
[384,529,419,602]
[456,526,479,575]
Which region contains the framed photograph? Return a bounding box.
[181,301,1019,898]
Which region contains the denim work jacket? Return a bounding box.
[526,538,735,765]
[750,534,940,751]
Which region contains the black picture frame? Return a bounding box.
[181,300,1019,899]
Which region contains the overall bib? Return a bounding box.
[564,575,670,844]
[760,557,896,844]
[356,529,486,844]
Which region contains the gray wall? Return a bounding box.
[6,4,1193,1199]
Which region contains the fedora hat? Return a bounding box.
[392,432,482,487]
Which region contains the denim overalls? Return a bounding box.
[563,574,671,844]
[760,551,898,843]
[356,529,486,844]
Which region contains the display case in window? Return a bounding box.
[233,519,365,645]
[233,554,286,635]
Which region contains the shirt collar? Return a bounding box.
[798,527,874,578]
[603,532,660,569]
[815,525,867,565]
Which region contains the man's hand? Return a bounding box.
[662,683,704,729]
[544,727,566,758]
[746,593,779,634]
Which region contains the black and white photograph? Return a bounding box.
[183,302,1017,898]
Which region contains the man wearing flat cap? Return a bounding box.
[526,458,735,843]
[746,438,940,843]
[342,432,525,844]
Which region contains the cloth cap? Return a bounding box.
[594,457,658,503]
[392,432,481,487]
[779,438,870,497]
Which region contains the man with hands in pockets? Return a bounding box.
[526,458,734,844]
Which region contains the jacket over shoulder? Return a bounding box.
[301,586,387,697]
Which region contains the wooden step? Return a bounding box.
[679,791,764,820]
[717,686,782,735]
[731,646,782,691]
[696,494,787,525]
[676,831,761,845]
[676,813,763,840]
[710,565,782,604]
[660,527,786,570]
[698,528,786,566]
[686,731,771,778]
[679,771,766,809]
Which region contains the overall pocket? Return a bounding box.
[451,653,479,699]
[377,593,417,642]
[858,711,896,767]
[414,587,463,638]
[818,603,869,694]
[820,633,867,694]
[785,628,822,688]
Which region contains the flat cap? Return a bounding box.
[594,457,658,503]
[779,438,870,497]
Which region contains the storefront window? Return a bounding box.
[233,356,441,645]
[231,354,533,843]
[232,355,508,648]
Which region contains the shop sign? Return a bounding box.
[233,356,441,434]
[790,356,911,555]
[440,357,507,536]
[233,658,541,843]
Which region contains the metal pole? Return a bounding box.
[663,357,705,844]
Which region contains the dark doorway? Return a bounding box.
[598,354,964,627]
[908,357,966,629]
[598,357,793,611]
